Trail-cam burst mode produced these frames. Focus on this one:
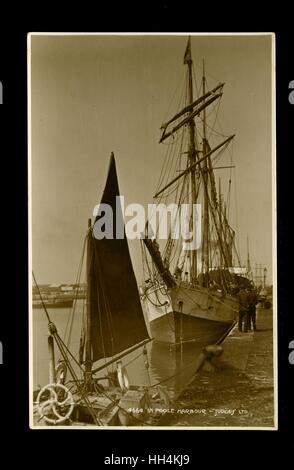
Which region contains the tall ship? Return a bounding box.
[141,37,249,347]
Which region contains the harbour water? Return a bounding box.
[32,301,202,400]
[32,303,274,427]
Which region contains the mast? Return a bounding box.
[85,218,93,386]
[246,236,250,271]
[223,202,232,266]
[184,37,197,284]
[154,135,234,198]
[202,59,209,275]
[263,267,267,288]
[247,236,251,277]
[218,179,223,267]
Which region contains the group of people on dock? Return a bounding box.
[237,286,258,333]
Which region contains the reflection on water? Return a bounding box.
[32,302,201,399]
[147,341,202,399]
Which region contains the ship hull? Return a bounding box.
[142,282,238,346]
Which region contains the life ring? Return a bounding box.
[117,361,130,392]
[55,361,67,385]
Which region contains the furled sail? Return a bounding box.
[81,153,149,363]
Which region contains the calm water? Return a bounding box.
[32,301,201,399]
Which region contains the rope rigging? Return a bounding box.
[64,234,87,350]
[144,95,239,288]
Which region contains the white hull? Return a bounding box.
[142,282,238,346]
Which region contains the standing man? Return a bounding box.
[238,287,249,332]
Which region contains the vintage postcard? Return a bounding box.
[29,33,276,429]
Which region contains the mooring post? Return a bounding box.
[195,344,223,373]
[48,335,56,383]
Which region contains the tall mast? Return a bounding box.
[85,218,93,387]
[223,202,232,266]
[184,37,197,284]
[202,59,209,274]
[247,236,251,275]
[218,178,223,267]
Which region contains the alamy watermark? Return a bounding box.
[93,197,202,250]
[289,340,294,365]
[289,80,294,105]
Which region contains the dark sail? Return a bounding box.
[84,153,149,363]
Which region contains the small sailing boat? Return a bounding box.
[141,37,249,347]
[33,154,170,427]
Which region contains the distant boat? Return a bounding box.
[141,37,251,348]
[33,298,73,309]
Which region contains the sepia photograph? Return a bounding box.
[29,33,276,429]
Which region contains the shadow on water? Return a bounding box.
[33,305,202,401]
[125,340,203,401]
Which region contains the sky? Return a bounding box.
[30,34,274,285]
